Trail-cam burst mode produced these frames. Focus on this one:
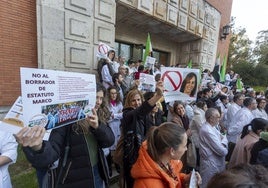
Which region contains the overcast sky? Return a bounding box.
[231,0,268,41]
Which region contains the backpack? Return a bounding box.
[113,114,142,188]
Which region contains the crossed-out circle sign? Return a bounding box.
[162,71,183,92]
[98,43,109,55]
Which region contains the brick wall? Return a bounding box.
[0,1,37,106]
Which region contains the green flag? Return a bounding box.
[187,59,192,68]
[143,33,153,63]
[198,66,203,85]
[236,78,243,91]
[220,55,227,82]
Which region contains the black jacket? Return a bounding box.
[23,122,114,188]
[250,138,268,164]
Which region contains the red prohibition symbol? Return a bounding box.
[98,44,109,55]
[162,71,183,91]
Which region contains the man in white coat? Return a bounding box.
[225,93,245,160]
[227,97,257,144]
[226,93,245,130]
[199,108,228,188]
[0,130,18,188]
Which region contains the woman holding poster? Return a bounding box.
[180,72,197,97]
[14,83,115,188]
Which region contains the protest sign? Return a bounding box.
[96,42,111,59]
[161,67,199,102]
[138,73,156,92]
[20,67,96,130]
[144,56,156,69]
[0,96,51,139]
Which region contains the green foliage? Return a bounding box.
[9,145,38,188]
[228,19,268,88]
[253,86,266,92]
[254,30,268,65]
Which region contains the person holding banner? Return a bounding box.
[116,81,164,188]
[14,83,115,188]
[180,72,197,97]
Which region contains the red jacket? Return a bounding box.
[131,142,190,188]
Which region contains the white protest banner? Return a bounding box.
[161,67,199,102]
[1,97,24,133]
[20,67,96,130]
[138,73,156,92]
[0,96,52,140]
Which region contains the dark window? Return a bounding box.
[115,41,169,65]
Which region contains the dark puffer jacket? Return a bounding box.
[23,122,114,188]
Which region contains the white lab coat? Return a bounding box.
[108,102,123,150]
[0,131,18,188]
[226,102,241,129]
[199,122,228,188]
[101,64,113,89]
[252,108,268,120]
[227,107,254,143]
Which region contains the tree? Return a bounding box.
[254,30,268,66]
[228,27,254,69]
[227,18,268,88]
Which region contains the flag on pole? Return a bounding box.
[236,78,243,91]
[187,59,192,68]
[143,33,153,63]
[198,65,203,85]
[211,54,221,82]
[220,55,227,82]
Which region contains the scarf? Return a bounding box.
[110,100,116,107]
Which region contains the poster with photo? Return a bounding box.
[161,67,199,102]
[20,67,96,130]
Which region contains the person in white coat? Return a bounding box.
[0,130,18,188]
[227,97,257,144]
[199,108,228,188]
[189,101,207,169]
[106,86,123,176]
[226,93,245,130]
[252,98,268,120]
[225,93,245,160]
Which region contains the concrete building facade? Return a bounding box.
[0,0,233,114]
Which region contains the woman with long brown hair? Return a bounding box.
[131,122,202,188]
[118,81,164,188]
[15,83,114,188]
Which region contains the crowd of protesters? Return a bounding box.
[4,50,268,188]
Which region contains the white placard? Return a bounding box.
[138,73,156,92]
[20,67,96,130]
[0,96,51,139]
[189,169,197,188]
[144,56,156,69]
